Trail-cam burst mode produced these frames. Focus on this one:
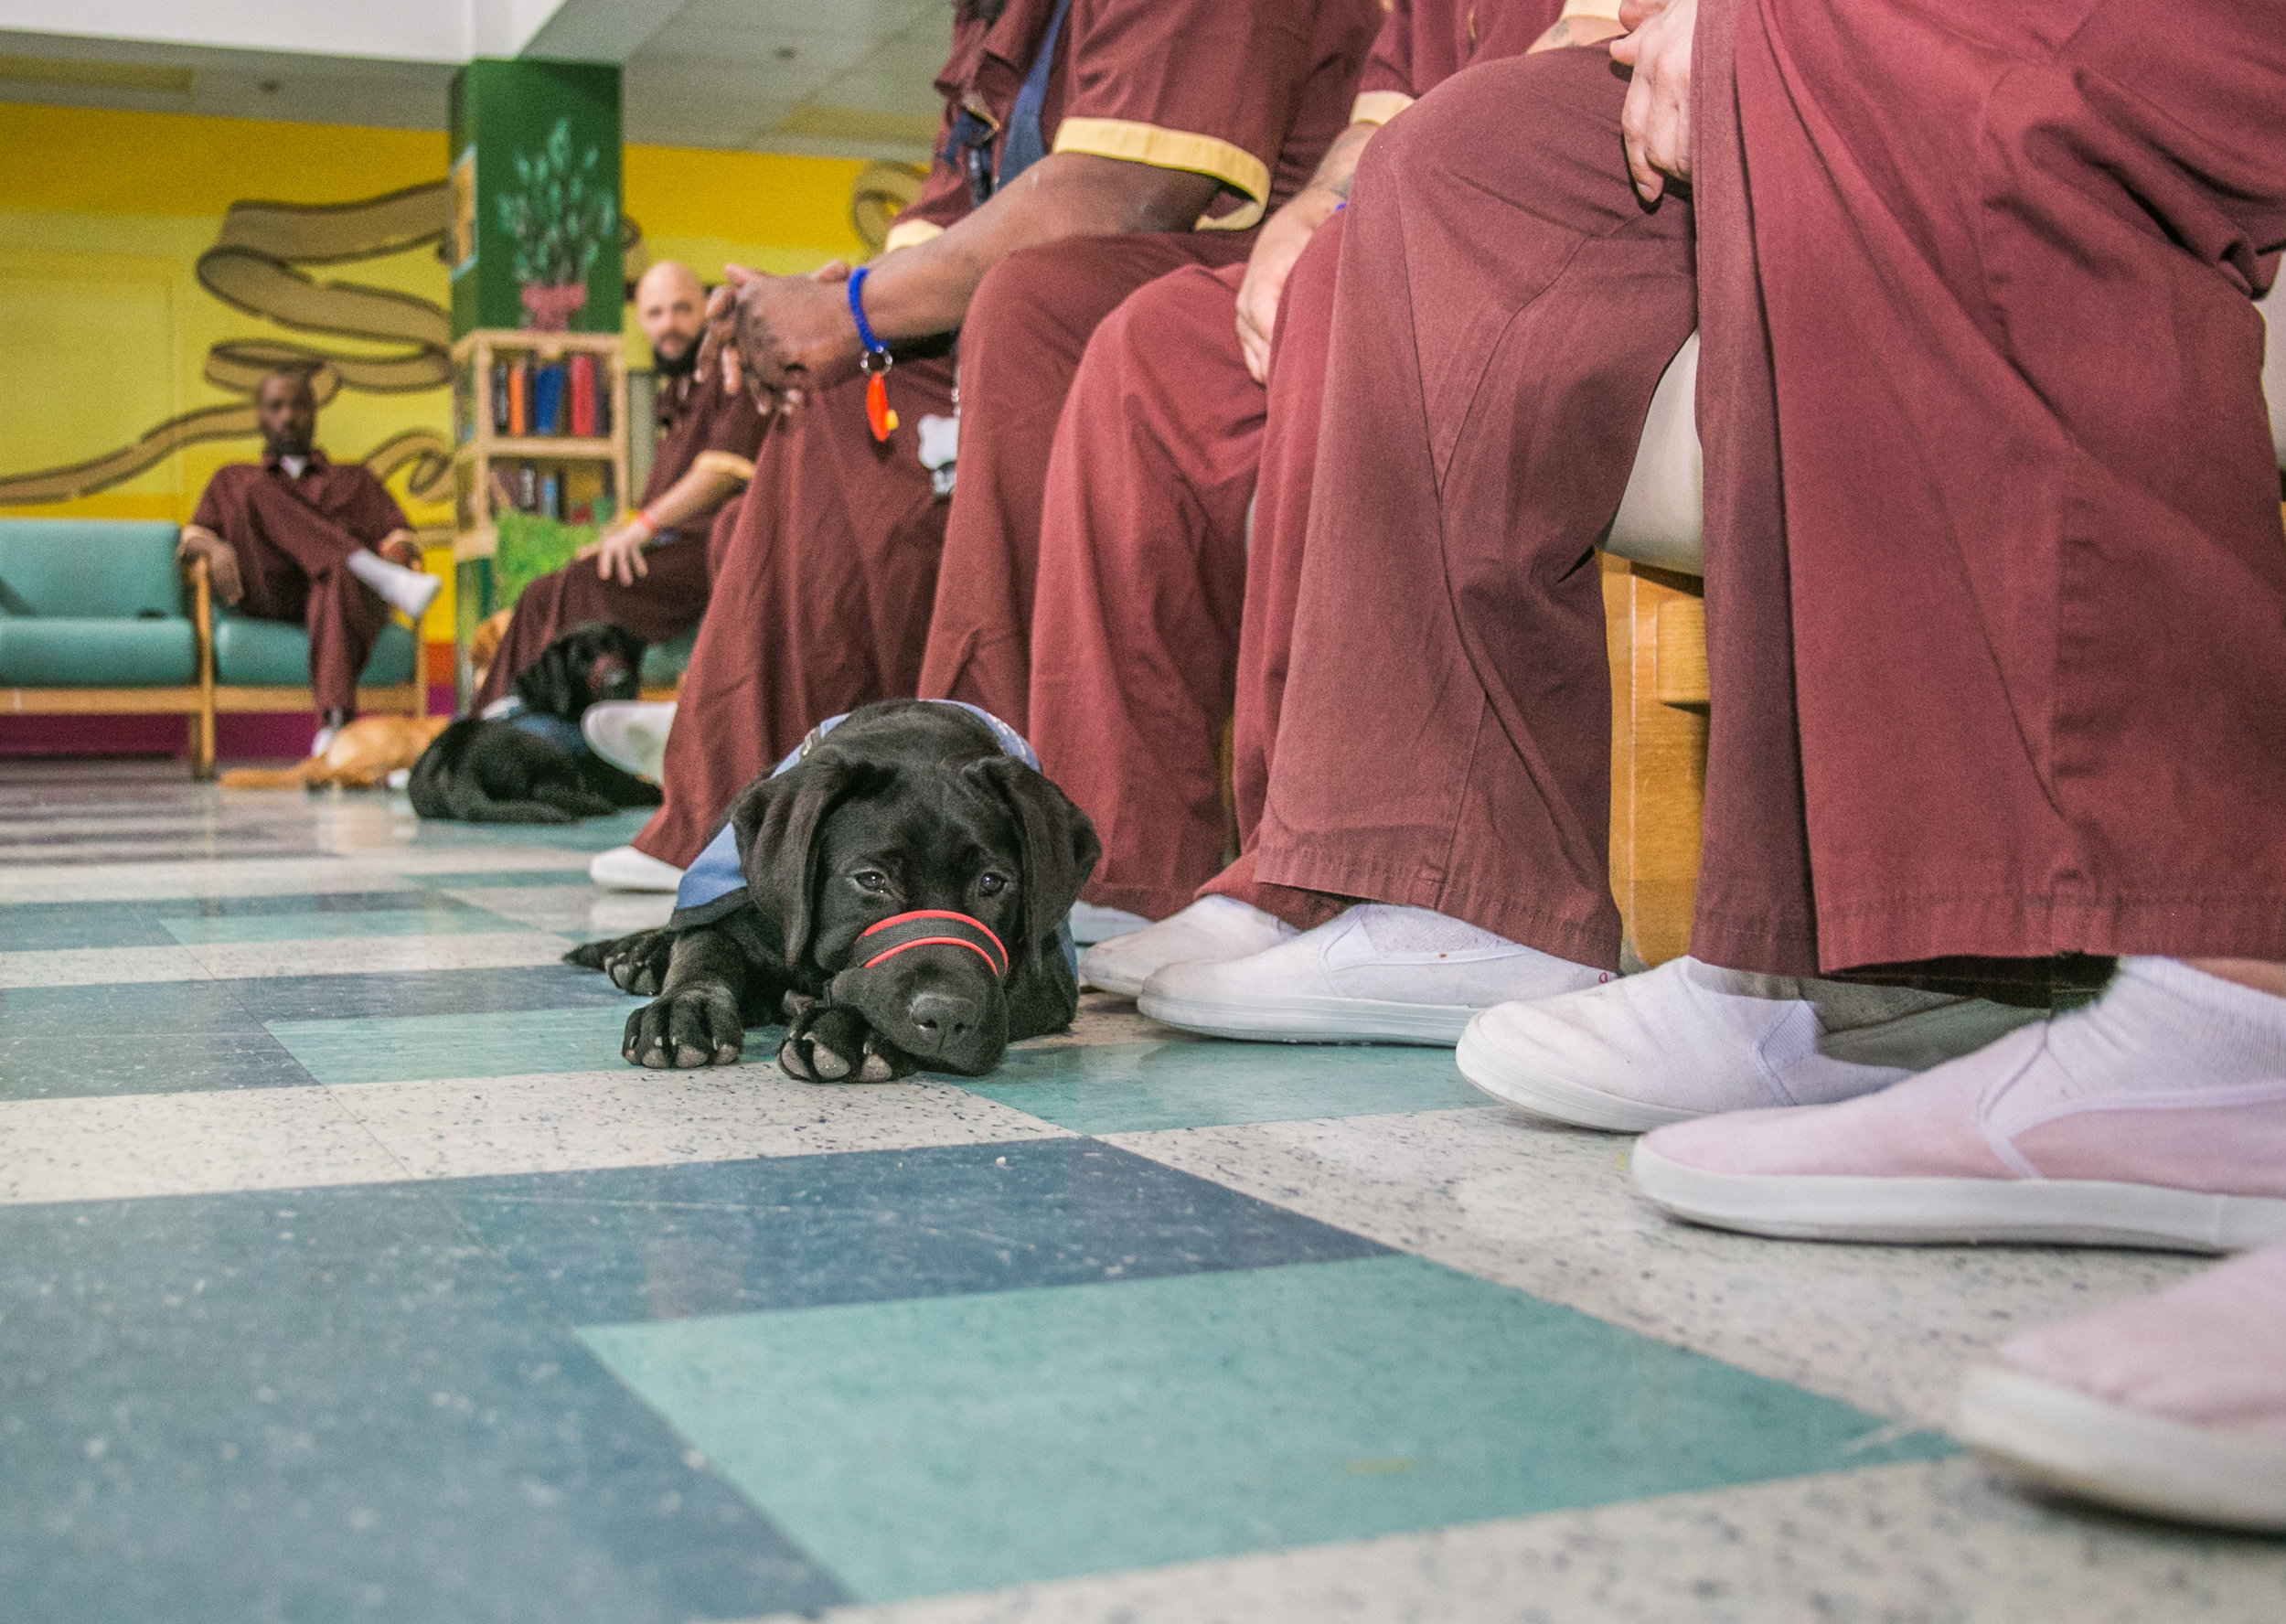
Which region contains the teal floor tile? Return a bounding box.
[410,810,657,853]
[268,1004,636,1084]
[158,900,533,946]
[956,1039,1488,1133]
[580,1254,1952,1602]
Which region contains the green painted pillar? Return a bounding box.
[446,59,622,339]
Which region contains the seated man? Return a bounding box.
[475,261,763,708]
[1461,0,2286,1531]
[176,368,436,753]
[590,0,1380,892]
[1009,0,1622,967]
[1113,31,2034,1065]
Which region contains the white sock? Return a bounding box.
[2042,958,2286,1101]
[346,549,442,619]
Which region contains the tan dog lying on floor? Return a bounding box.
[219,715,452,790]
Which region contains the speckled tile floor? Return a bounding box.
[2,760,2281,1623]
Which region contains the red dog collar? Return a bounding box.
[857,910,1009,978]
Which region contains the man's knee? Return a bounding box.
[966,238,1128,364]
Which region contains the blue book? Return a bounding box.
[531,363,565,436]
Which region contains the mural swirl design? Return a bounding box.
[0,181,455,507]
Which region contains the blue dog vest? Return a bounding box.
[477,694,588,758]
[671,701,1074,974]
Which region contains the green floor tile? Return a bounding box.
[267,1004,635,1084]
[956,1039,1488,1133]
[581,1255,1951,1602]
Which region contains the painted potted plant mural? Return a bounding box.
[496,117,616,330]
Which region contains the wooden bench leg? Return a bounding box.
[187,553,217,781]
[1606,560,1708,968]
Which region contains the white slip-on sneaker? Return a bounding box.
[1137,903,1608,1045]
[1956,1241,2286,1531]
[1079,895,1295,997]
[1628,959,2286,1251]
[582,700,676,783]
[1456,956,2044,1131]
[1069,901,1153,947]
[589,843,685,892]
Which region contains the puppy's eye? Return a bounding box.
[853,870,889,892]
[977,872,1008,896]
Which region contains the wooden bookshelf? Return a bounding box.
[448,330,632,565]
[449,329,633,705]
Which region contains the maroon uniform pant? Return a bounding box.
[917,231,1255,735]
[475,528,715,709]
[1253,48,1697,971]
[634,364,955,866]
[218,479,394,714]
[1027,218,1345,923]
[1689,0,2286,973]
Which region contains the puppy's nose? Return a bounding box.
[906,990,981,1055]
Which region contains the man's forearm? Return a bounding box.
[635,467,741,538]
[1257,119,1378,245]
[854,153,1224,341]
[1302,119,1378,207]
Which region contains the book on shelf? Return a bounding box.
[506,360,528,436]
[568,353,596,438]
[532,363,566,436]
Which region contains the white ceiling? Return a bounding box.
[0,0,952,160]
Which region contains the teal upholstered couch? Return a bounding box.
[211,606,419,689]
[0,519,198,688]
[0,519,212,770]
[1,516,429,777]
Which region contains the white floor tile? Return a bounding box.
[0,1087,406,1204]
[334,1066,1073,1181]
[0,945,212,988]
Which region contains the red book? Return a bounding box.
[569,353,596,438]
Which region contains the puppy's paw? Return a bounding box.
[598,928,676,997]
[623,985,744,1069]
[778,1004,916,1084]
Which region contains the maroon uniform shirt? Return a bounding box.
[638,366,764,548]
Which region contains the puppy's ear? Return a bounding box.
[729,753,864,968]
[967,756,1101,959]
[515,638,579,718]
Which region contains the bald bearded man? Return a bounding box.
[475,262,764,708]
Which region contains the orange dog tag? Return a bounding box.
[865,369,899,443]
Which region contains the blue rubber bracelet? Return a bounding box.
[847,266,887,356]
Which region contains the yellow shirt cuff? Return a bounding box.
[1052,117,1272,232]
[1348,91,1415,127]
[882,219,945,254]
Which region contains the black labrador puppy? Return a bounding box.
[566,700,1099,1079]
[409,621,662,824]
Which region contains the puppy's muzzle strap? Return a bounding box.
[858,911,1009,979]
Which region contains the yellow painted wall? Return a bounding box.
[0,101,871,534]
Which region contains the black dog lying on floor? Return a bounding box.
[409,622,662,824]
[566,700,1099,1079]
